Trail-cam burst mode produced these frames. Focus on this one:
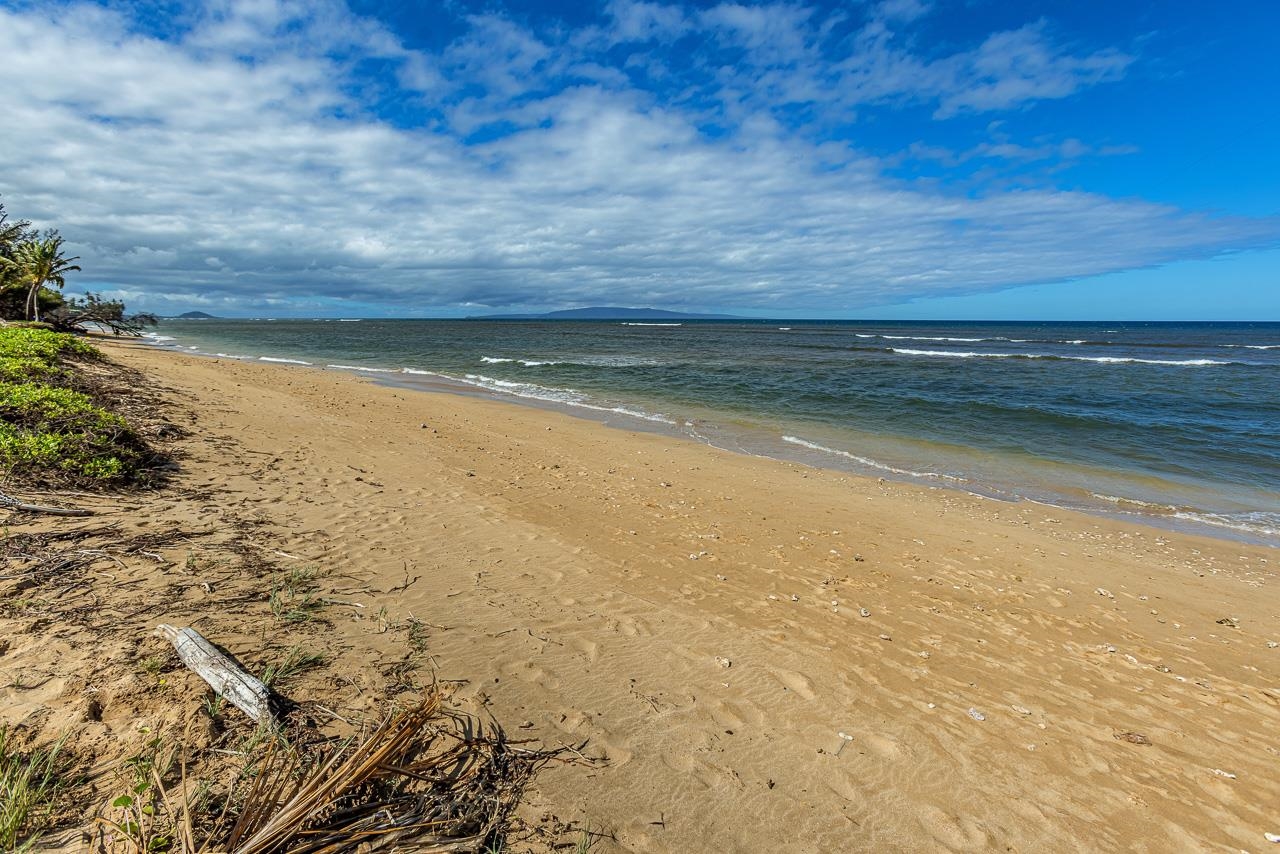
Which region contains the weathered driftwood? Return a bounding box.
[0,491,93,517]
[155,624,275,724]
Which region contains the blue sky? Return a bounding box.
[0,0,1277,318]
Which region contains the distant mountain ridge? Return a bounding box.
[473,306,741,320]
[170,310,218,319]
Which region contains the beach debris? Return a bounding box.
[155,624,276,724]
[1211,768,1237,779]
[1113,731,1152,746]
[1155,664,1172,673]
[1268,641,1279,649]
[834,731,854,756]
[0,490,93,517]
[918,651,930,659]
[715,573,726,581]
[967,708,985,722]
[859,607,871,618]
[768,594,779,600]
[927,703,936,709]
[1095,588,1113,598]
[879,634,892,641]
[715,656,732,669]
[791,594,799,601]
[1264,831,1280,843]
[1011,705,1032,716]
[689,553,699,560]
[853,553,864,562]
[1216,617,1238,627]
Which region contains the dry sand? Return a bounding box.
[4,339,1279,852]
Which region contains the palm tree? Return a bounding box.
[0,205,29,297]
[13,234,80,322]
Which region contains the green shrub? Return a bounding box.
[0,327,157,486]
[0,382,145,485]
[0,357,62,385]
[0,327,96,364]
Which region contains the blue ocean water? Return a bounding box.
[147,319,1280,545]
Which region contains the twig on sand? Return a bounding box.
[0,490,94,517]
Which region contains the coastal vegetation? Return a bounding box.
[0,198,154,335]
[0,327,155,486]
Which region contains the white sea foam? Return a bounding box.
[1090,493,1176,511]
[622,322,682,326]
[259,356,312,365]
[890,348,1230,366]
[1088,493,1277,538]
[143,333,177,342]
[781,436,963,481]
[778,327,792,331]
[337,318,361,322]
[213,353,250,359]
[1172,511,1279,537]
[858,334,997,343]
[892,348,1016,359]
[480,356,561,366]
[1223,344,1279,350]
[326,364,395,372]
[1072,356,1228,366]
[461,373,675,423]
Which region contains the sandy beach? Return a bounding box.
[4,339,1278,852]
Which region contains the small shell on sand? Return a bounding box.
[967,708,986,721]
[715,656,732,668]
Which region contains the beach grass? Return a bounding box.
[0,729,66,852]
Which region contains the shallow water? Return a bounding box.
[148,319,1280,545]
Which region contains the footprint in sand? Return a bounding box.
[770,668,817,700]
[571,637,599,662]
[916,804,992,850]
[709,699,753,730]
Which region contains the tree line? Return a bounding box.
[0,198,154,335]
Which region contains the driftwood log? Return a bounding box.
[155,624,276,725]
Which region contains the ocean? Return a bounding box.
[145,319,1280,546]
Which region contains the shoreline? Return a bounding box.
[139,332,1279,548]
[60,336,1280,852]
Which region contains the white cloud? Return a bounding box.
[0,1,1273,316]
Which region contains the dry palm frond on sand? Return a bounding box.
[96,691,563,853]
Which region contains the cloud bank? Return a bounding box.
[0,0,1275,315]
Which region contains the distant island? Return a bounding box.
[472,306,742,320]
[171,311,218,319]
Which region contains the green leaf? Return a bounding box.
[112,794,133,808]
